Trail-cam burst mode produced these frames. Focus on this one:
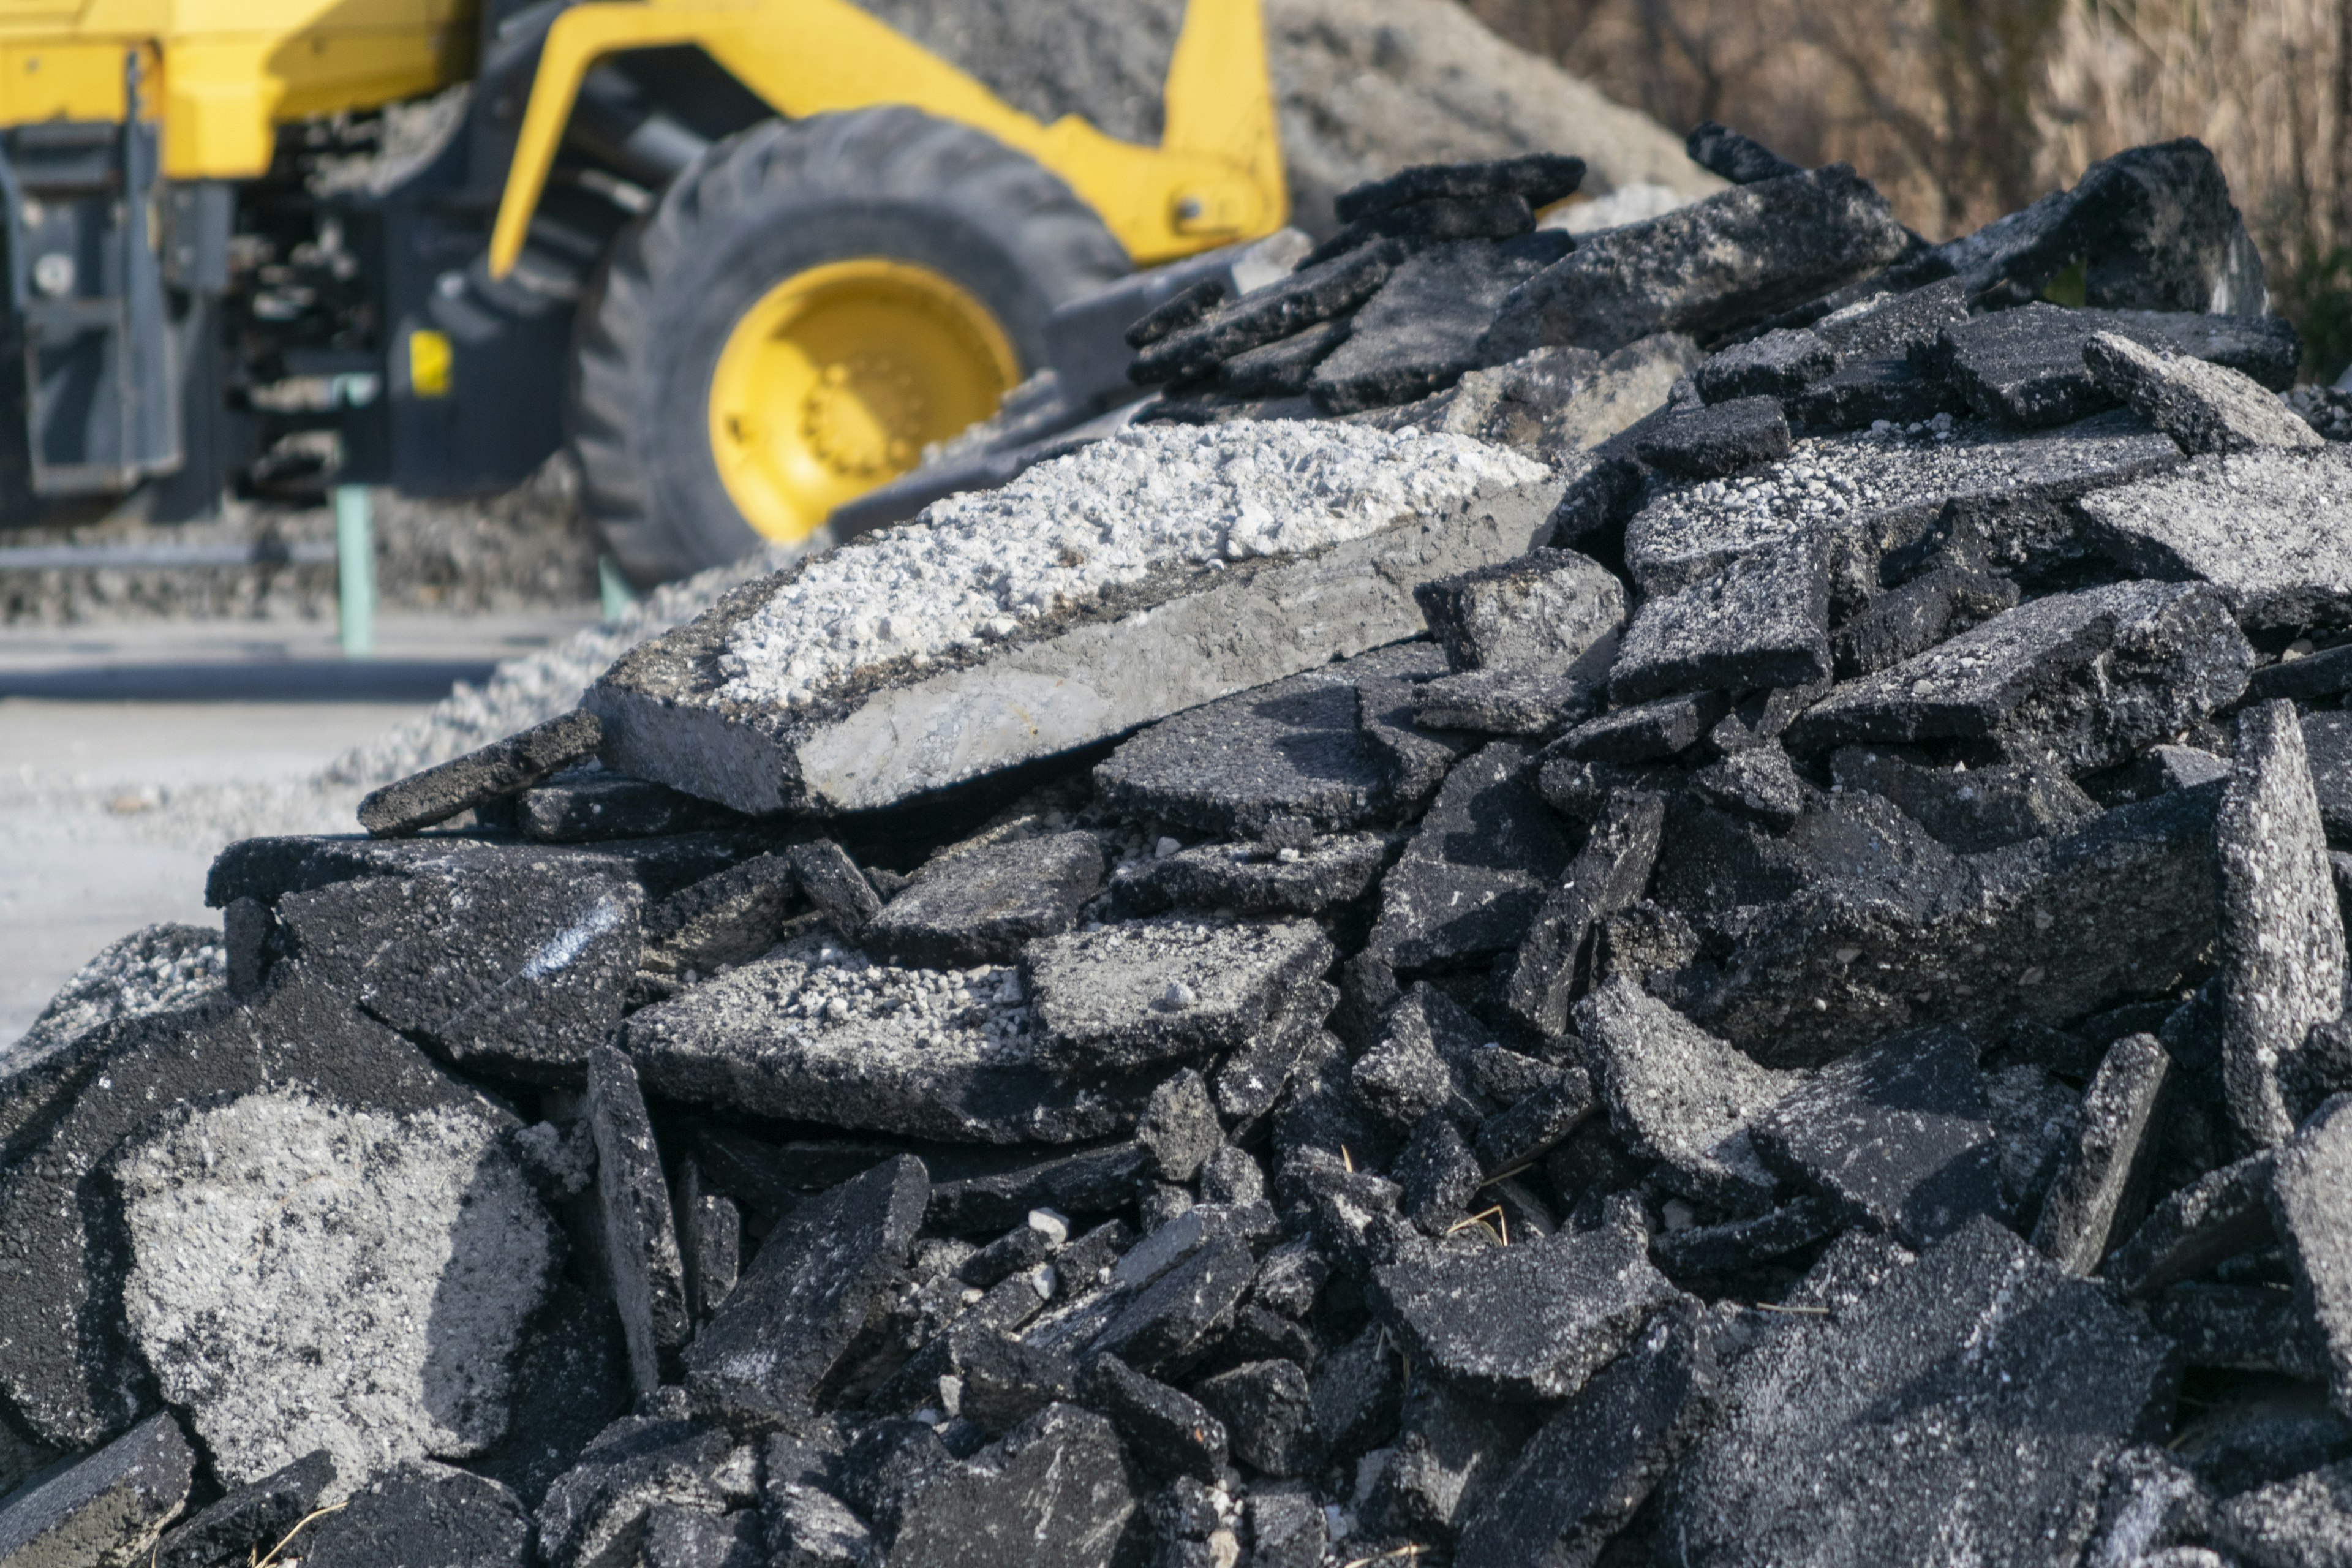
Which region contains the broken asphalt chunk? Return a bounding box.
[865,831,1104,968]
[2271,1094,2352,1420]
[2032,1031,2171,1273]
[356,709,601,838]
[1024,918,1333,1073]
[1367,740,1576,968]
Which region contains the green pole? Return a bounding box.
[598,552,636,624]
[334,484,375,659]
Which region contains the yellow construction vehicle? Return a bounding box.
[0,0,1289,581]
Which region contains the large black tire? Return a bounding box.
[570,107,1131,586]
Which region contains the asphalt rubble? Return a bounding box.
[10,126,2352,1568]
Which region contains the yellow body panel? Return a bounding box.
[0,0,1284,270]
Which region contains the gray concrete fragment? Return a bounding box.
[1665,1218,2176,1568]
[273,858,642,1083]
[1095,643,1444,836]
[1610,525,1833,703]
[2218,703,2348,1148]
[1932,304,2300,430]
[1755,1025,2003,1244]
[1577,979,1796,1212]
[592,433,1559,817]
[296,1463,530,1568]
[0,973,512,1454]
[1310,235,1567,413]
[2273,1095,2352,1420]
[686,1156,928,1425]
[1367,741,1576,968]
[590,1046,692,1396]
[1453,1306,1712,1568]
[2084,330,2324,456]
[356,709,601,837]
[1372,1205,1679,1401]
[2033,1032,2171,1273]
[2210,1460,2352,1568]
[1480,165,1911,358]
[0,1413,191,1568]
[116,1087,557,1494]
[1413,548,1626,676]
[866,832,1103,969]
[1024,918,1333,1072]
[1506,789,1665,1038]
[1785,580,2252,774]
[2082,446,2352,631]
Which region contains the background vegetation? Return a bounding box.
[1457,0,2352,380]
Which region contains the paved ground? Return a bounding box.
[0,608,600,1038]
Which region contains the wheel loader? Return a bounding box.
[0,0,1289,583]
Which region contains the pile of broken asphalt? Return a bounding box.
[12,127,2352,1568]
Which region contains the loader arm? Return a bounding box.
[486,0,1286,279]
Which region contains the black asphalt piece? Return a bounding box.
[2103,1149,2278,1296]
[959,1210,1068,1291]
[1665,1218,2177,1568]
[643,1507,762,1568]
[1352,983,1490,1137]
[467,1278,632,1510]
[2173,1383,2352,1498]
[1362,1376,1540,1539]
[2032,1032,2171,1274]
[1095,643,1445,835]
[1112,832,1393,918]
[1690,745,1811,829]
[1414,548,1627,676]
[1506,788,1667,1038]
[590,1045,692,1396]
[1785,580,2253,775]
[1357,673,1476,805]
[356,709,601,837]
[2209,1460,2352,1568]
[2271,1095,2352,1417]
[1577,978,1795,1210]
[1080,1354,1229,1483]
[1335,153,1587,224]
[1753,1024,2004,1245]
[0,1411,192,1567]
[1646,789,1958,951]
[1024,918,1333,1073]
[1125,278,1229,350]
[638,853,799,982]
[206,829,766,911]
[1789,353,1962,429]
[1544,448,1650,557]
[1453,1305,1714,1568]
[1374,1202,1679,1401]
[1131,240,1407,385]
[786,839,883,938]
[298,1464,531,1568]
[2251,643,2352,704]
[1191,1360,1320,1477]
[536,1418,745,1568]
[273,856,641,1083]
[1310,235,1569,413]
[1408,668,1592,734]
[1475,1066,1598,1175]
[0,971,497,1451]
[865,832,1104,969]
[2217,704,2347,1150]
[1929,304,2301,429]
[2083,330,2324,456]
[1482,165,1913,359]
[2150,1284,2332,1380]
[155,1449,337,1568]
[1366,740,1577,969]
[513,772,739,843]
[685,1156,928,1425]
[1310,191,1537,262]
[1137,1068,1221,1183]
[1087,1234,1257,1378]
[1630,395,1793,480]
[2078,1447,2211,1568]
[1686,121,1806,186]
[2304,710,2352,846]
[1695,328,1838,403]
[1309,1325,1403,1458]
[1216,317,1349,397]
[1650,1195,1843,1277]
[1831,567,2020,678]
[1394,1110,1482,1229]
[1549,690,1730,763]
[1830,747,2098,852]
[1248,1490,1326,1568]
[955,1336,1078,1436]
[1609,529,1833,705]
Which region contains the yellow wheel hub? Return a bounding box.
[707,258,1021,543]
